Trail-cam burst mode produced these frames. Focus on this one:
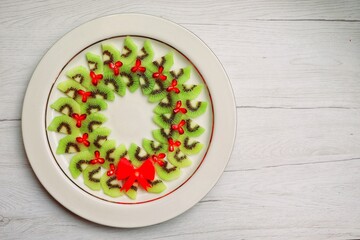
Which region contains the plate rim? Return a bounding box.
[22,13,237,227]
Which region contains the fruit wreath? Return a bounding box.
[47,36,208,200]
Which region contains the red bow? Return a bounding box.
[109,61,123,76]
[166,79,180,93]
[77,90,92,103]
[152,66,167,81]
[150,153,166,166]
[90,71,103,86]
[131,59,146,73]
[76,133,90,147]
[89,151,105,164]
[173,100,187,114]
[116,158,155,192]
[171,120,186,134]
[71,113,87,127]
[107,164,116,176]
[168,138,181,152]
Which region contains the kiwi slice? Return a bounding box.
[80,98,108,115]
[50,97,80,117]
[100,172,124,197]
[102,73,126,96]
[66,66,92,88]
[152,128,179,144]
[88,127,111,151]
[83,165,102,191]
[178,84,203,100]
[57,80,86,102]
[120,71,139,93]
[48,115,80,135]
[153,93,178,114]
[88,84,115,101]
[148,79,167,103]
[69,151,93,178]
[153,112,182,129]
[138,72,155,95]
[147,52,174,73]
[169,66,191,85]
[179,135,203,155]
[147,180,166,194]
[128,143,150,167]
[120,36,138,65]
[113,144,128,166]
[57,135,86,154]
[142,139,167,155]
[125,186,138,200]
[138,40,154,65]
[184,100,208,118]
[86,52,103,74]
[99,140,116,169]
[102,44,121,64]
[80,113,107,133]
[155,161,180,181]
[167,149,192,168]
[183,118,205,137]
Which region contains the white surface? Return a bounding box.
[1,0,360,239]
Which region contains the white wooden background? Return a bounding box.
[1,1,360,239]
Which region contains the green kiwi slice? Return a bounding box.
[184,100,208,118]
[102,44,121,64]
[148,79,167,103]
[86,52,103,74]
[147,180,166,194]
[138,40,154,65]
[125,186,138,200]
[128,143,150,167]
[66,66,92,88]
[83,165,102,191]
[179,135,203,155]
[69,151,93,178]
[120,36,138,65]
[48,115,80,135]
[50,97,80,116]
[153,93,178,114]
[167,149,192,168]
[113,144,128,166]
[178,84,203,100]
[80,98,108,115]
[183,118,205,137]
[147,52,174,73]
[153,112,182,129]
[138,72,155,95]
[57,80,86,102]
[100,172,124,197]
[169,66,191,85]
[120,71,139,92]
[80,113,107,133]
[155,161,180,181]
[142,139,167,155]
[57,135,86,154]
[88,84,115,101]
[99,140,116,169]
[88,127,111,151]
[102,73,126,96]
[152,128,179,144]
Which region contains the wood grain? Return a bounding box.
[1,0,360,239]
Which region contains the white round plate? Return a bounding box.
[22,14,236,227]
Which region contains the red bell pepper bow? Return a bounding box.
[116,158,155,192]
